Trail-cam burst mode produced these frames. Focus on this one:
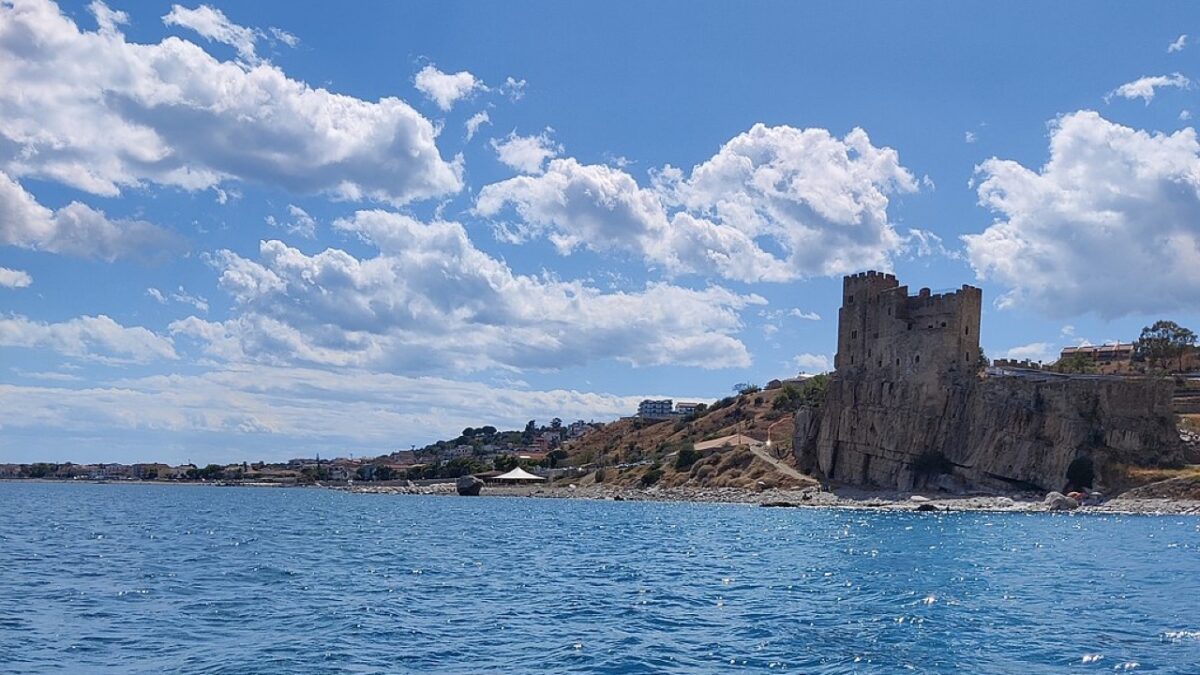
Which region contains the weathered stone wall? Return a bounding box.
[795,374,1183,493]
[835,271,981,383]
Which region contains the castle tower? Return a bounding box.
[834,271,981,381]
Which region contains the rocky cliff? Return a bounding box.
[795,374,1183,493]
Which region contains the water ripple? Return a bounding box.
[1,483,1198,673]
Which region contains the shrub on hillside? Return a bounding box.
[641,466,664,486]
[673,444,702,471]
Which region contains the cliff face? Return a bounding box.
[795,374,1183,493]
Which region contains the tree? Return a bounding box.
[462,427,476,438]
[550,417,562,430]
[1136,320,1196,372]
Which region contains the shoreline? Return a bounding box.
[7,478,1199,514]
[337,482,1200,515]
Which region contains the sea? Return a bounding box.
[1,482,1198,674]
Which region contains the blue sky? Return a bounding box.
[2,0,1199,464]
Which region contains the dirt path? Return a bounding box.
[746,444,812,483]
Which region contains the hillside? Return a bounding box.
[556,379,826,490]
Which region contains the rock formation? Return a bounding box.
[455,475,484,496]
[796,271,1184,493]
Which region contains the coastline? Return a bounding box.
[337,482,1200,515]
[8,478,1199,514]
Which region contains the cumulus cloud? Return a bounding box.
[0,170,182,260]
[0,314,177,363]
[965,131,977,144]
[476,123,917,283]
[163,4,259,62]
[0,267,32,288]
[0,0,462,204]
[793,353,831,373]
[171,210,763,372]
[964,110,1200,317]
[465,111,491,141]
[490,129,561,174]
[265,204,317,238]
[413,64,482,111]
[1168,34,1188,53]
[1107,73,1191,103]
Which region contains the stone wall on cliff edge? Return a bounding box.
[794,373,1183,493]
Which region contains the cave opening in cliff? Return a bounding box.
[1065,457,1095,490]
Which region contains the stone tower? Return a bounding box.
[834,271,982,383]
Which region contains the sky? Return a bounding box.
[2,0,1200,465]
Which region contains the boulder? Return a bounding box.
[455,475,484,496]
[1044,491,1079,511]
[915,503,939,512]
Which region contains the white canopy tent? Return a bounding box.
[492,467,546,482]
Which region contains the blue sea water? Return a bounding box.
[1,483,1198,674]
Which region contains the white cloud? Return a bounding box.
[1182,110,1193,121]
[1107,73,1190,103]
[1169,34,1188,53]
[0,1,462,204]
[964,110,1200,317]
[761,308,821,322]
[0,170,182,260]
[413,64,482,111]
[965,131,977,143]
[171,286,209,312]
[147,287,167,304]
[0,314,177,363]
[476,123,917,283]
[267,27,298,48]
[163,4,259,62]
[0,363,652,462]
[793,353,831,373]
[265,204,317,238]
[491,129,561,174]
[0,267,31,288]
[171,210,763,372]
[1002,342,1056,363]
[500,77,526,101]
[465,111,490,141]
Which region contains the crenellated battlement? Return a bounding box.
[835,271,981,381]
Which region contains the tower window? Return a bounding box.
[915,354,921,364]
[965,326,970,336]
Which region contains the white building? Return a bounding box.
[638,399,674,419]
[675,402,701,416]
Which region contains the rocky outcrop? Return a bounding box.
[455,475,484,496]
[796,374,1183,493]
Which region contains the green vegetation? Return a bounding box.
[1136,320,1196,372]
[640,465,664,486]
[1057,352,1097,374]
[733,382,761,395]
[672,443,702,471]
[772,374,830,411]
